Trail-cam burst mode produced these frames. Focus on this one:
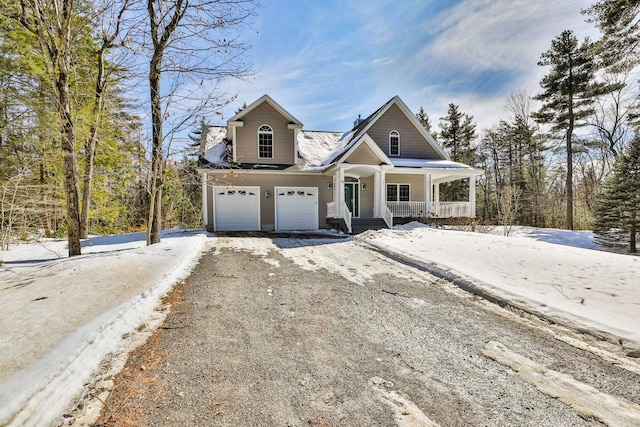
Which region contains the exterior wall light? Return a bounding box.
[362,183,367,190]
[265,191,271,199]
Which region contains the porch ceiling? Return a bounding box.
[337,164,383,178]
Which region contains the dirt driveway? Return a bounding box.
[91,237,640,426]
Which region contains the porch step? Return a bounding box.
[350,218,389,234]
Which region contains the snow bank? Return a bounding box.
[361,225,640,348]
[0,230,208,426]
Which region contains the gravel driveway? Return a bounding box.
[92,237,640,426]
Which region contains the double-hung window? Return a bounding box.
[258,124,273,158]
[386,184,410,202]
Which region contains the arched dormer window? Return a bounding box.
[258,124,274,158]
[389,130,400,156]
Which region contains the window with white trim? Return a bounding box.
[258,124,273,158]
[386,184,410,201]
[389,130,400,156]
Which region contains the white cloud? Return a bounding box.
[416,0,597,73]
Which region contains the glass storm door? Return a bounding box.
[344,183,359,217]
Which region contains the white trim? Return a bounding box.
[200,168,326,176]
[373,171,381,217]
[232,125,237,162]
[344,179,361,218]
[386,183,411,202]
[257,124,274,159]
[228,94,303,126]
[424,174,432,216]
[202,172,208,226]
[338,134,393,166]
[389,130,400,156]
[350,96,449,161]
[293,128,299,164]
[469,175,476,218]
[274,186,319,231]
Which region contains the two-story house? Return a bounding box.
[199,94,483,233]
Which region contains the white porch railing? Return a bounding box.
[327,201,337,218]
[326,201,352,233]
[386,201,471,218]
[386,201,429,218]
[342,202,352,233]
[434,202,471,218]
[382,205,393,229]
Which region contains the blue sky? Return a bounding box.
[218,0,598,133]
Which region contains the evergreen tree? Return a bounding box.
[415,106,435,138]
[585,0,640,71]
[593,135,640,252]
[438,104,477,201]
[534,30,611,230]
[439,103,477,164]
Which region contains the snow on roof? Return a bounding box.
[391,158,474,169]
[202,126,228,166]
[297,130,354,168]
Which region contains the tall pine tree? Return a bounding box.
[438,104,477,202]
[593,135,640,252]
[534,30,610,230]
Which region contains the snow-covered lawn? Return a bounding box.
[1,224,638,426]
[361,223,640,348]
[0,230,208,426]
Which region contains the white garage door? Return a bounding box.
[214,186,260,231]
[275,187,318,231]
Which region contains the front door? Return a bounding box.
[344,182,359,217]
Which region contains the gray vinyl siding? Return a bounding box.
[235,103,295,165]
[368,104,444,160]
[206,173,332,231]
[386,174,425,202]
[359,176,374,217]
[344,143,381,165]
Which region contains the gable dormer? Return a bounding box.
[226,95,302,165]
[354,96,447,161]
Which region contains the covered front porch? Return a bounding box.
[325,164,480,233]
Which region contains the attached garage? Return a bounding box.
[275,187,318,231]
[213,186,260,231]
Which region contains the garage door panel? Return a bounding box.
[275,187,318,231]
[214,186,260,231]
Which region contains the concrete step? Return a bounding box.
[350,218,388,234]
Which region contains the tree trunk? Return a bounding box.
[147,53,163,245]
[80,48,107,239]
[58,71,82,256]
[566,89,575,230]
[631,211,637,253]
[56,10,82,256]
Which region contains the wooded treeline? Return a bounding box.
[420,0,640,252]
[0,0,255,254]
[1,0,639,254]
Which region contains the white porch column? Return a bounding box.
[202,172,208,226]
[332,169,340,217]
[373,171,381,217]
[337,167,345,217]
[469,175,476,218]
[231,126,237,162]
[434,183,440,216]
[424,174,432,218]
[380,170,387,216]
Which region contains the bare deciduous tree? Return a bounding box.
[19,0,83,256]
[143,0,256,245]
